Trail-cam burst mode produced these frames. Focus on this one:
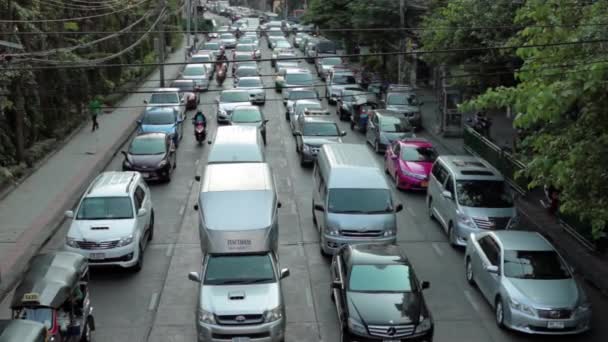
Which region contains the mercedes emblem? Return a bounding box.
[386,326,397,336]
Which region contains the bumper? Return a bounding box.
[348,329,433,342]
[64,243,139,268]
[396,173,429,190]
[123,165,171,181]
[197,318,285,342]
[453,223,486,246]
[505,308,591,335]
[321,234,396,255]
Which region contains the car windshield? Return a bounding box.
[204,254,276,285]
[202,42,219,50]
[400,146,437,162]
[387,93,419,106]
[171,82,195,92]
[183,66,206,76]
[322,57,341,66]
[333,74,356,85]
[129,137,166,155]
[220,33,234,39]
[76,196,133,220]
[149,93,179,104]
[21,308,53,330]
[290,91,317,101]
[276,40,291,48]
[142,111,175,125]
[234,54,251,61]
[456,180,513,208]
[221,91,250,102]
[191,56,210,63]
[239,38,254,44]
[236,44,254,51]
[302,122,339,136]
[286,73,313,85]
[232,108,262,123]
[238,78,262,87]
[268,30,283,37]
[237,68,257,77]
[380,117,411,133]
[349,264,413,292]
[327,188,393,213]
[503,250,571,280]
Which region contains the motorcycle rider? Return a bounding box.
[192,110,207,126]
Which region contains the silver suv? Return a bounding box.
[426,155,518,247]
[294,116,345,166]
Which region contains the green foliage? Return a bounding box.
[63,22,79,31]
[464,0,608,238]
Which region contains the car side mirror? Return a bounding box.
[314,204,325,211]
[280,268,290,279]
[193,204,199,211]
[65,210,74,218]
[421,281,430,290]
[194,175,201,182]
[207,140,212,145]
[340,131,347,136]
[485,265,499,274]
[442,190,453,200]
[137,208,147,217]
[214,98,219,103]
[293,131,302,136]
[143,100,148,104]
[331,280,342,289]
[395,204,404,213]
[188,272,202,283]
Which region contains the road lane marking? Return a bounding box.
[431,242,444,257]
[148,292,159,311]
[463,289,481,313]
[166,245,173,257]
[195,159,200,165]
[305,287,313,307]
[189,180,194,188]
[179,204,185,216]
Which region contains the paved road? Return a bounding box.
[3,26,608,342]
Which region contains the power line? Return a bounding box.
[37,0,124,11]
[0,0,150,23]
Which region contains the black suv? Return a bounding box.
[331,244,434,342]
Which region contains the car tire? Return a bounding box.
[312,202,318,227]
[465,257,476,286]
[495,298,506,329]
[132,244,144,273]
[165,170,172,183]
[262,134,267,145]
[448,223,457,247]
[285,112,290,121]
[148,211,155,241]
[428,198,435,221]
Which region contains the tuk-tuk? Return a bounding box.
[10,252,95,342]
[350,101,379,133]
[0,320,46,342]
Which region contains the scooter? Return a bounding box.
[216,63,227,86]
[194,121,206,145]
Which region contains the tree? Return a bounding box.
[463,0,608,238]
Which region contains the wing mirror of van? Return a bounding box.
[485,265,499,274]
[280,268,290,279]
[442,191,453,200]
[137,208,147,217]
[64,210,74,218]
[188,272,202,283]
[314,204,325,211]
[395,204,404,212]
[421,280,430,290]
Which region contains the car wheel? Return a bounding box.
[262,134,267,145]
[132,244,144,273]
[165,170,172,183]
[350,120,355,130]
[465,257,475,286]
[428,198,435,221]
[312,202,318,227]
[448,223,457,247]
[495,298,506,329]
[148,211,155,241]
[339,327,351,342]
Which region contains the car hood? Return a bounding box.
[347,292,422,325]
[140,124,176,135]
[327,212,396,231]
[381,132,414,143]
[68,219,136,241]
[505,278,580,308]
[386,104,420,113]
[219,101,251,111]
[202,283,279,315]
[401,161,432,176]
[126,153,166,168]
[302,136,342,146]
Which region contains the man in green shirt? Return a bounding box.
[88,96,102,131]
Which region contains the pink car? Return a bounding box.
[384,139,438,190]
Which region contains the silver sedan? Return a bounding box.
[464,230,592,335]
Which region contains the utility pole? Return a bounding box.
[158,0,166,87]
[283,0,288,18]
[398,0,405,84]
[194,0,198,47]
[186,0,191,47]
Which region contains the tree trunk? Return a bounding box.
[14,85,25,164]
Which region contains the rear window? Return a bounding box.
[149,93,179,104]
[289,91,317,101]
[286,73,313,85]
[317,41,336,53]
[236,68,258,77]
[236,44,255,51]
[202,42,219,50]
[333,74,356,85]
[238,78,262,87]
[183,66,206,76]
[220,91,250,102]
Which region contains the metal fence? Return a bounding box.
[462,125,529,195]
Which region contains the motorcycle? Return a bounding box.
[350,102,378,133]
[540,184,560,215]
[216,63,228,86]
[194,121,207,145]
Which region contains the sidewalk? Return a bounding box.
[0,38,187,300]
[417,86,608,296]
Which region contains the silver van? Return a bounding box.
[194,162,281,253]
[312,143,404,256]
[426,155,518,247]
[207,126,265,164]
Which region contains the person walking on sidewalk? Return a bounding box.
[89,96,102,132]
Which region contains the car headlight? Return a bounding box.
[66,237,79,248]
[383,229,396,237]
[457,211,475,228]
[414,316,432,334]
[325,226,339,236]
[576,301,591,315]
[198,308,216,324]
[509,298,536,316]
[116,235,134,247]
[347,317,367,335]
[400,167,426,180]
[263,306,282,322]
[158,160,168,167]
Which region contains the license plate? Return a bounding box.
[232,338,251,342]
[420,181,428,187]
[89,253,105,260]
[142,172,150,178]
[547,321,565,329]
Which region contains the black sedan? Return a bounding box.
[331,244,434,342]
[122,132,177,182]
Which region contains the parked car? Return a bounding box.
[278,68,314,99]
[294,116,345,166]
[216,89,254,123]
[366,110,415,153]
[64,171,154,272]
[137,107,184,147]
[198,40,222,57]
[231,53,255,75]
[229,105,268,144]
[384,138,437,190]
[235,76,266,104]
[271,45,294,67]
[122,132,177,182]
[181,63,210,91]
[331,244,434,342]
[233,43,261,60]
[465,231,591,335]
[427,155,519,246]
[189,52,216,76]
[170,79,198,110]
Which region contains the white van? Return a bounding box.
[312,144,403,256]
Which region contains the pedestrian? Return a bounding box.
[89,96,102,132]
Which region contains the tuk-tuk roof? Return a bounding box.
[11,252,88,309]
[0,320,46,342]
